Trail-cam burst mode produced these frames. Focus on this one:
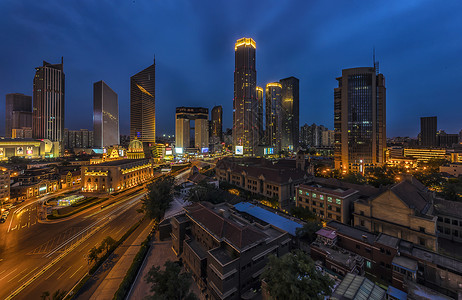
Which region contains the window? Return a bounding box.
[452,220,458,226]
[386,250,391,256]
[298,190,302,194]
[328,205,332,210]
[366,261,371,269]
[360,211,364,216]
[305,192,309,196]
[360,220,365,227]
[313,208,316,213]
[445,228,450,234]
[336,207,341,212]
[356,244,360,250]
[336,199,342,205]
[336,216,341,221]
[320,203,324,208]
[419,227,425,233]
[312,193,317,198]
[419,238,426,246]
[453,230,459,237]
[444,218,450,224]
[327,197,333,202]
[328,213,332,218]
[319,195,324,200]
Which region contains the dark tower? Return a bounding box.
[93,80,119,148]
[130,61,155,143]
[420,116,437,147]
[5,93,32,138]
[280,76,299,152]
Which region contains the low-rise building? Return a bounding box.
[0,171,10,204]
[434,198,462,243]
[81,159,153,193]
[10,167,60,200]
[215,155,309,209]
[439,162,462,177]
[403,148,447,162]
[0,138,60,160]
[171,202,292,300]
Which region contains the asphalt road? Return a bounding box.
[0,186,146,300]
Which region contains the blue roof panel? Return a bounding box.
[234,202,303,236]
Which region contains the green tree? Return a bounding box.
[343,172,366,185]
[441,178,462,201]
[88,246,102,264]
[295,221,322,243]
[261,251,333,300]
[140,175,175,223]
[100,236,116,253]
[145,260,197,300]
[291,206,317,222]
[186,180,223,204]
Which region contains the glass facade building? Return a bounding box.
[5,93,32,138]
[265,83,282,152]
[280,76,299,152]
[93,80,119,148]
[334,67,386,172]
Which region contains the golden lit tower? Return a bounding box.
[130,60,155,143]
[233,38,257,155]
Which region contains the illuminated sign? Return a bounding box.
[201,148,209,153]
[26,146,33,155]
[16,147,23,155]
[118,150,125,157]
[264,147,274,155]
[235,146,243,155]
[39,186,47,192]
[175,147,183,154]
[166,148,173,155]
[0,148,3,156]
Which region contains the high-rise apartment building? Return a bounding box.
[5,93,32,138]
[175,107,209,151]
[130,61,155,143]
[33,59,65,142]
[93,80,119,148]
[266,83,282,151]
[63,129,94,149]
[420,116,437,147]
[334,67,386,172]
[280,76,299,151]
[233,38,257,155]
[256,86,264,144]
[210,105,223,142]
[300,123,330,148]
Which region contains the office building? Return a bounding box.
[175,107,209,151]
[33,58,65,143]
[210,105,223,142]
[130,61,155,143]
[5,93,32,138]
[233,38,257,155]
[63,129,94,149]
[334,67,386,172]
[436,130,458,148]
[265,83,282,152]
[420,116,437,147]
[300,123,328,148]
[256,86,264,144]
[93,80,119,148]
[280,76,299,152]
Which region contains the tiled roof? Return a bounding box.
[390,178,431,214]
[185,203,267,250]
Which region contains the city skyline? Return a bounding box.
[1,1,462,138]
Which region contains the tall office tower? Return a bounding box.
[175,107,209,151]
[5,93,32,138]
[33,58,65,142]
[280,77,299,152]
[233,37,257,155]
[211,105,223,142]
[265,83,282,152]
[130,61,155,143]
[334,67,386,172]
[420,116,437,147]
[256,86,264,144]
[93,80,119,148]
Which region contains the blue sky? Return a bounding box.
[0,0,461,137]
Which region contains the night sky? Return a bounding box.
[1,0,461,138]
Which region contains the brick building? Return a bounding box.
[434,198,462,243]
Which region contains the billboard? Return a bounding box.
[16,147,23,155]
[235,146,243,155]
[264,147,274,155]
[166,148,173,155]
[201,147,209,153]
[175,147,183,154]
[26,146,33,155]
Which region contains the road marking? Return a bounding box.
[0,268,17,281]
[0,269,6,275]
[44,266,60,281]
[17,267,38,283]
[69,265,83,279]
[56,266,72,280]
[7,270,24,283]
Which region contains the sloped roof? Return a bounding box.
[433,198,462,219]
[390,178,431,214]
[185,203,267,250]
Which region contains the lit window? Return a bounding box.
[299,190,302,194]
[320,195,324,200]
[313,193,317,198]
[366,261,371,269]
[305,192,309,196]
[336,199,342,205]
[327,197,333,202]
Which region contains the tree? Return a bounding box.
[100,236,116,253]
[141,175,175,223]
[296,221,322,243]
[88,246,102,264]
[145,260,197,300]
[186,180,223,204]
[40,289,67,300]
[261,251,333,300]
[291,206,317,222]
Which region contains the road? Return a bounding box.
[0,186,146,299]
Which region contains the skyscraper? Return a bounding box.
[334,67,386,172]
[256,86,264,144]
[211,105,223,142]
[266,82,282,152]
[420,116,437,147]
[130,61,155,143]
[93,80,119,148]
[33,58,65,142]
[233,37,257,155]
[280,76,299,151]
[5,93,32,138]
[175,107,209,151]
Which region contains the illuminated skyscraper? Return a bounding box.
[266,83,282,152]
[175,107,209,150]
[33,58,65,142]
[233,37,257,155]
[211,105,223,142]
[280,76,299,151]
[334,67,386,172]
[130,61,155,143]
[256,86,264,144]
[93,80,119,148]
[5,93,32,138]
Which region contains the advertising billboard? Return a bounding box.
[201,148,209,153]
[235,145,243,155]
[26,146,33,155]
[175,147,183,154]
[166,148,173,155]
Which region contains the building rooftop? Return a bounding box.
[234,202,303,236]
[186,238,207,260]
[406,281,453,300]
[327,221,377,245]
[90,158,148,167]
[299,181,358,198]
[209,247,235,265]
[316,228,337,240]
[433,197,462,219]
[390,177,432,214]
[375,234,400,249]
[392,256,417,272]
[332,273,386,300]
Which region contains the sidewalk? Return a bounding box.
[89,220,154,300]
[127,238,177,299]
